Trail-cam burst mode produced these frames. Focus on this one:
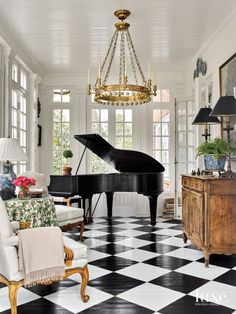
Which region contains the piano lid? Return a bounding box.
[74,133,165,173]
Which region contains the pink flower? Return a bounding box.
[13,176,36,189]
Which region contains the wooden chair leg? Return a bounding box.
[79,266,89,303]
[9,282,22,314]
[79,221,85,242]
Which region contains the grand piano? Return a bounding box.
[48,134,165,226]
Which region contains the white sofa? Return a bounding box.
[0,198,89,314]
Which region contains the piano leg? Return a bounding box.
[82,196,93,224]
[148,194,159,226]
[105,192,114,218]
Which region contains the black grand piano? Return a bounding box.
[48,134,165,226]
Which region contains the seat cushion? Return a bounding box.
[55,205,83,222]
[63,236,87,259]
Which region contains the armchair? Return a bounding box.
[0,199,89,314]
[19,171,84,241]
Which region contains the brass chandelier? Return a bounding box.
[87,9,157,106]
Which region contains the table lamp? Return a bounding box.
[192,107,220,142]
[210,96,236,178]
[0,138,29,200]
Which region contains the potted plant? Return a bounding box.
[196,138,229,171]
[63,149,73,175]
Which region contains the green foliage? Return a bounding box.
[196,138,228,160]
[63,149,73,159]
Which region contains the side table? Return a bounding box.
[5,195,58,228]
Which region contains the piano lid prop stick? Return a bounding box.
[75,142,88,175]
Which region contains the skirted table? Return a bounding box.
[5,195,58,228]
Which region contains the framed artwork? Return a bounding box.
[219,53,236,157]
[37,124,42,147]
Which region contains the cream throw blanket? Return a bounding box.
[18,227,65,286]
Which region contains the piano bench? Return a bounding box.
[55,205,84,241]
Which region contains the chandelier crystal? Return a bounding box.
[87,9,157,106]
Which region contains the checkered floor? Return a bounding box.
[1,217,236,314]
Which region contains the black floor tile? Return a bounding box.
[162,219,182,224]
[1,298,73,314]
[144,255,191,270]
[89,255,137,271]
[196,254,236,268]
[96,226,125,233]
[132,225,160,232]
[78,297,153,314]
[131,219,152,226]
[150,271,208,294]
[95,234,129,243]
[214,269,236,286]
[169,224,183,230]
[139,243,178,254]
[0,283,5,289]
[185,244,201,251]
[91,243,133,255]
[26,278,78,297]
[97,220,124,226]
[159,295,234,314]
[88,273,143,295]
[136,233,170,242]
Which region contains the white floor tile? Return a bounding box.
[69,264,111,283]
[155,222,179,229]
[114,237,152,248]
[114,229,147,237]
[176,261,229,280]
[83,230,109,238]
[83,238,108,248]
[153,229,183,236]
[116,263,170,282]
[0,287,40,312]
[166,247,204,261]
[115,248,160,262]
[84,223,107,230]
[115,223,143,229]
[45,285,113,313]
[114,218,139,223]
[92,218,107,223]
[189,281,236,310]
[87,249,110,262]
[158,237,190,247]
[118,283,184,311]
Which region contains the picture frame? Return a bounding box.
[219,53,236,158]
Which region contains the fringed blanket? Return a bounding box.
[18,226,65,286]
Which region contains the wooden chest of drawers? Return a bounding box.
[182,175,236,267]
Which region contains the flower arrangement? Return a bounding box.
[13,176,36,199]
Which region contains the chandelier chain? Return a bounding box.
[127,29,146,85]
[102,30,119,85]
[125,32,138,85]
[119,32,125,85]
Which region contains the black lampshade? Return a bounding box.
[210,96,236,117]
[192,107,220,125]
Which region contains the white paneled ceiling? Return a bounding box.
[0,0,236,75]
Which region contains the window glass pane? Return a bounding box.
[153,150,161,161]
[124,137,132,149]
[161,109,170,122]
[53,109,61,122]
[116,137,123,148]
[62,89,70,102]
[124,123,132,136]
[53,89,62,102]
[62,109,70,122]
[12,109,17,127]
[92,109,99,122]
[20,70,27,89]
[92,122,99,133]
[162,137,169,149]
[152,89,161,102]
[178,132,186,146]
[153,109,161,122]
[12,128,17,139]
[116,123,123,136]
[162,151,169,163]
[153,137,161,150]
[178,148,187,162]
[178,117,186,131]
[162,123,169,136]
[100,123,108,137]
[12,91,17,108]
[124,109,132,122]
[20,130,26,147]
[116,109,123,122]
[153,123,161,136]
[101,109,108,122]
[20,113,26,130]
[161,89,170,102]
[188,132,194,145]
[20,96,26,113]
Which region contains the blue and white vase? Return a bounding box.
[204,155,226,171]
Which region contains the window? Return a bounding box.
[53,109,70,174]
[115,109,132,149]
[53,89,70,102]
[10,61,29,173]
[153,109,170,190]
[91,108,110,173]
